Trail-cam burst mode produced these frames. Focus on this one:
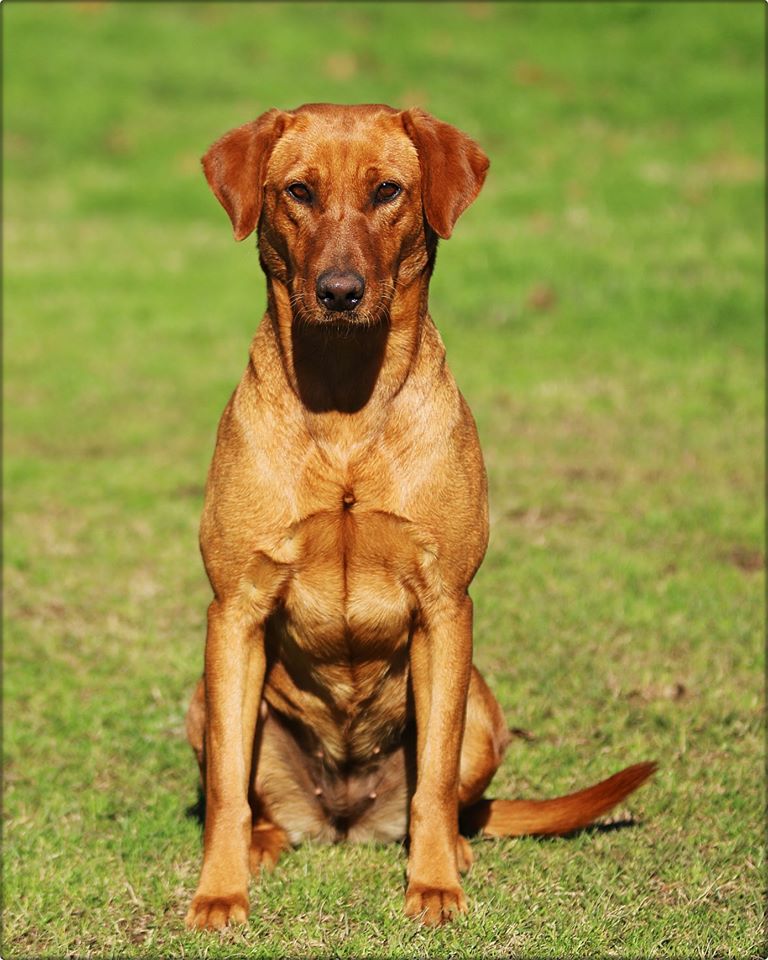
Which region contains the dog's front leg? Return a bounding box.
[406,596,473,926]
[186,599,266,930]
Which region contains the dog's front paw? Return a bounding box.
[404,882,467,926]
[185,891,249,930]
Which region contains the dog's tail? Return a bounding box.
[460,761,657,837]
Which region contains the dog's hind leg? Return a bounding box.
[451,667,510,873]
[185,676,207,781]
[458,667,511,809]
[458,669,656,837]
[244,706,293,871]
[248,814,289,873]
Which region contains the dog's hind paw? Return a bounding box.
[456,835,474,874]
[249,820,289,873]
[185,891,249,930]
[404,883,468,926]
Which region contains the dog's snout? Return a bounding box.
[316,270,365,312]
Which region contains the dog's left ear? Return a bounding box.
[202,109,289,241]
[401,108,489,240]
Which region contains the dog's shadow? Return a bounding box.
[536,817,641,840]
[185,784,205,828]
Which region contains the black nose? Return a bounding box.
[316,270,365,312]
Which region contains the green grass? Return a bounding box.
[3,2,764,957]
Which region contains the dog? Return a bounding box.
[184,103,655,930]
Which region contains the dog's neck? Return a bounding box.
[262,273,433,423]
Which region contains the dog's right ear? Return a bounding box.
[202,109,289,241]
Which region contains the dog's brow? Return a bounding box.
[280,165,319,185]
[363,165,393,181]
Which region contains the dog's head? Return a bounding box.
[202,103,488,325]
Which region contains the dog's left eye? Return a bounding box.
[286,182,313,204]
[374,182,401,204]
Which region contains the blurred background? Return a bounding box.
[4,3,763,958]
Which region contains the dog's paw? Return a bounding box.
[456,835,473,874]
[249,821,289,873]
[185,891,249,930]
[404,883,467,926]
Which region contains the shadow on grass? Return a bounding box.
[185,784,205,827]
[461,816,643,840]
[534,816,643,840]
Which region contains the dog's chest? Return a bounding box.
[277,497,426,656]
[262,489,430,763]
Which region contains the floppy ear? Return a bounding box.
[401,108,489,239]
[202,109,288,241]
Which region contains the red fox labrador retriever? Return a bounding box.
[185,103,655,930]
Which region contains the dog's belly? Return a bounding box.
[254,705,414,845]
[262,505,426,766]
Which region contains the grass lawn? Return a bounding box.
[3,2,764,957]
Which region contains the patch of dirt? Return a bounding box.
[172,483,205,499]
[512,61,567,94]
[625,682,689,704]
[561,465,619,483]
[727,546,764,574]
[463,1,493,19]
[525,284,558,312]
[508,726,536,742]
[324,53,359,81]
[503,504,590,527]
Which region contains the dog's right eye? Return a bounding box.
[286,182,313,204]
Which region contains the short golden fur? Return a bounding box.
[185,103,654,930]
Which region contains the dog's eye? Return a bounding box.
[286,182,313,204]
[374,182,401,205]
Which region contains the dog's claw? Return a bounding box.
[404,883,468,926]
[185,892,249,930]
